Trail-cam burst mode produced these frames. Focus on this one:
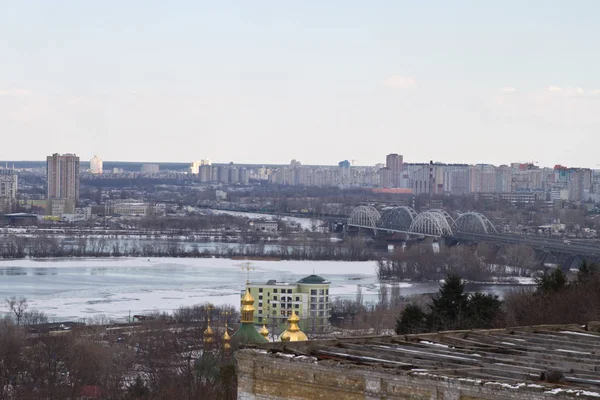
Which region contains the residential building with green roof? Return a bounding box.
[244,274,331,334]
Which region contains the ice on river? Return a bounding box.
[0,257,382,322]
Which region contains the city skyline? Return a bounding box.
[1,1,600,167]
[0,154,596,171]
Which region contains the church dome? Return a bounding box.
[279,311,308,342]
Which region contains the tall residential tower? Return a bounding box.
[0,167,18,213]
[386,153,404,188]
[47,153,80,200]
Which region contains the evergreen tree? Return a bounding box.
[535,268,567,295]
[395,304,428,334]
[577,260,598,284]
[465,292,502,329]
[429,273,469,331]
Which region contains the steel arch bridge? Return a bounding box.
[427,209,455,226]
[376,206,418,232]
[346,206,501,238]
[347,206,381,232]
[409,211,454,236]
[452,212,498,234]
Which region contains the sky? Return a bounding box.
[0,1,599,168]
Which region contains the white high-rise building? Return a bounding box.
[189,159,211,174]
[90,155,103,174]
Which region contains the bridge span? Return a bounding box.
[347,205,600,265]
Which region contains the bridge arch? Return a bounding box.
[428,209,455,226]
[409,211,453,237]
[376,206,417,232]
[452,212,498,234]
[347,206,381,230]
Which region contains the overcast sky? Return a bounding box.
[1,1,599,167]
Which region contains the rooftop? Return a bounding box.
[297,274,330,284]
[242,324,600,397]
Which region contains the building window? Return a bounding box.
[325,289,329,295]
[310,289,317,295]
[295,296,300,302]
[273,296,277,301]
[287,289,292,294]
[280,310,286,316]
[310,296,317,303]
[287,311,292,316]
[310,304,317,310]
[258,302,263,307]
[319,289,324,296]
[274,289,278,293]
[259,288,263,293]
[273,310,276,316]
[258,317,262,322]
[258,310,262,314]
[258,295,263,300]
[318,311,324,317]
[319,304,324,310]
[294,304,299,309]
[319,297,324,303]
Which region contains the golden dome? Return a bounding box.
[240,288,256,323]
[259,324,269,339]
[242,288,254,305]
[203,319,214,343]
[223,326,232,350]
[279,311,308,342]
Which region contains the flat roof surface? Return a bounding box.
[247,325,600,396]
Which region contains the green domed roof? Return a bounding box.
[297,274,329,284]
[231,322,269,345]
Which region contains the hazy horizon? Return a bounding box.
[1,1,599,168]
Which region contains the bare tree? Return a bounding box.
[5,297,28,326]
[21,310,48,325]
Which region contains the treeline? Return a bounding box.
[330,283,410,335]
[377,243,537,281]
[395,261,600,335]
[396,274,502,334]
[0,303,239,399]
[503,261,600,326]
[0,235,375,261]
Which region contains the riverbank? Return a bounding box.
[0,234,375,260]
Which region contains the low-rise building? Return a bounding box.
[245,274,331,333]
[46,198,75,216]
[248,219,278,232]
[105,200,166,217]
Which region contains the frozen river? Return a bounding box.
[0,257,529,322]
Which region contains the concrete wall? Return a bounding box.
[237,350,595,400]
